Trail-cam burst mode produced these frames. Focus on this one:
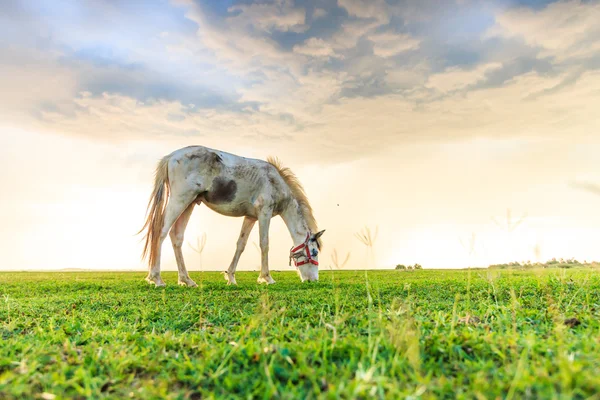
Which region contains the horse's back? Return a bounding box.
[166,145,284,218]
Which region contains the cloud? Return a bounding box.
[227,0,308,33]
[0,41,245,132]
[426,63,503,93]
[486,0,600,61]
[338,0,392,24]
[38,91,293,142]
[385,66,429,89]
[293,37,338,58]
[2,0,600,166]
[368,32,420,57]
[0,0,252,128]
[329,20,381,50]
[180,0,304,77]
[309,66,600,160]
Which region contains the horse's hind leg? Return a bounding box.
[170,202,197,287]
[146,189,197,287]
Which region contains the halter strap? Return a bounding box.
[289,233,319,268]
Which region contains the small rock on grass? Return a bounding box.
[458,314,481,325]
[564,317,581,328]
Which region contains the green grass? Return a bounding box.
[1,268,600,399]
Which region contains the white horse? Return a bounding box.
[139,145,325,287]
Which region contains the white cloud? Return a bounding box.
[293,37,338,58]
[176,0,315,103]
[338,0,391,24]
[486,0,600,61]
[192,20,289,70]
[368,32,420,57]
[228,0,307,33]
[426,63,503,92]
[305,67,600,158]
[43,92,298,145]
[3,0,600,165]
[385,66,429,89]
[336,0,443,26]
[330,20,380,50]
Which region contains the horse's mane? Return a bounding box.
[267,156,321,248]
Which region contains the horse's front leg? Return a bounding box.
[224,217,256,285]
[257,212,276,284]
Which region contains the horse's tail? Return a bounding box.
[138,156,171,269]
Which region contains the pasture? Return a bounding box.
[1,269,599,399]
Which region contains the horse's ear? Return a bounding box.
[312,230,325,240]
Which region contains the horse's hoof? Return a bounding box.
[226,276,237,285]
[226,277,237,285]
[178,279,198,287]
[146,275,166,287]
[257,275,276,285]
[223,272,237,285]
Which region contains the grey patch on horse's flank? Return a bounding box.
[207,177,237,204]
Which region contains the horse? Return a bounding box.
[139,145,325,287]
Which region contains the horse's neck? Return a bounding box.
[281,201,310,246]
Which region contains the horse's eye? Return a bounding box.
[311,248,318,257]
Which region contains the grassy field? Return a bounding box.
[1,268,599,399]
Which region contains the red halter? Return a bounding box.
[289,233,319,268]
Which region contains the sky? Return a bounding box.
[1,0,600,272]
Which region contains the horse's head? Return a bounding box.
[289,230,325,282]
